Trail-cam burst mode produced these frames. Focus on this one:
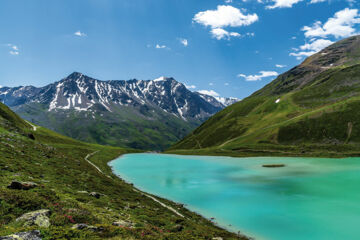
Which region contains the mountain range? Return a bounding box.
[169,35,360,157]
[0,73,238,150]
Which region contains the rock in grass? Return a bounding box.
[0,230,42,240]
[72,224,103,232]
[170,224,184,232]
[72,223,89,230]
[7,181,37,190]
[16,209,51,228]
[89,192,101,199]
[112,220,134,228]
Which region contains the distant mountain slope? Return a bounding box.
[169,35,360,157]
[0,102,242,240]
[0,73,238,150]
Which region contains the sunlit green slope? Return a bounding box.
[169,35,360,157]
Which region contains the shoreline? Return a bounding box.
[107,154,255,240]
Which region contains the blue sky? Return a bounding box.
[0,0,359,99]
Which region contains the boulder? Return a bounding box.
[0,230,42,240]
[212,238,223,240]
[27,133,35,140]
[112,220,134,228]
[7,181,37,190]
[89,192,101,199]
[72,224,103,232]
[72,223,89,230]
[16,209,51,228]
[171,224,184,232]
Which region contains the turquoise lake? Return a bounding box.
[109,153,360,240]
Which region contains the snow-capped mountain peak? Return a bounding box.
[0,72,237,121]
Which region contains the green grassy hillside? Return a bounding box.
[0,102,243,239]
[168,36,360,157]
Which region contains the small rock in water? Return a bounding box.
[262,164,285,168]
[0,230,42,240]
[7,181,38,190]
[16,209,51,228]
[212,237,223,240]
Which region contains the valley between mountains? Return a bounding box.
[2,33,360,240]
[0,73,237,150]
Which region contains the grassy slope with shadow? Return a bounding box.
[0,102,244,240]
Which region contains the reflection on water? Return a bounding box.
[109,154,360,240]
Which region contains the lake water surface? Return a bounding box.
[109,153,360,240]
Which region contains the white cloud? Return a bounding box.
[6,44,19,55]
[9,51,19,55]
[300,38,334,51]
[289,39,333,59]
[209,82,214,86]
[276,64,287,68]
[156,44,167,49]
[198,90,220,97]
[185,84,196,89]
[225,0,233,3]
[9,45,18,51]
[289,51,316,60]
[74,31,86,37]
[225,83,229,86]
[290,8,359,60]
[194,5,258,29]
[310,0,326,3]
[266,0,303,9]
[238,71,278,81]
[193,5,258,40]
[302,8,360,38]
[179,38,188,46]
[211,28,241,40]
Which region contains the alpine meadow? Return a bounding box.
[1,1,360,240]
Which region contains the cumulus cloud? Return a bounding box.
[290,8,359,60]
[179,38,188,46]
[185,84,196,89]
[74,31,86,37]
[266,0,303,9]
[211,28,241,40]
[197,90,220,97]
[276,64,286,68]
[302,8,360,38]
[289,38,333,59]
[194,5,258,28]
[193,5,258,40]
[237,71,278,81]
